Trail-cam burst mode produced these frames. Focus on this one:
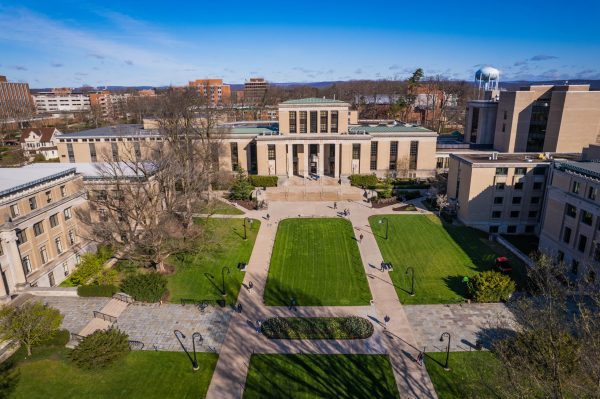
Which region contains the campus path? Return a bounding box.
[206,200,438,399]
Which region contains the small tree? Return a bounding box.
[0,302,63,356]
[121,272,167,302]
[70,328,130,369]
[467,271,516,302]
[436,193,449,216]
[228,168,254,201]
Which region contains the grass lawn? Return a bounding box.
[199,199,244,215]
[3,339,218,399]
[369,215,527,304]
[167,217,259,304]
[425,351,502,399]
[263,218,371,306]
[244,354,399,399]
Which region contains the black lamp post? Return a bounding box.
[406,266,415,296]
[243,218,249,240]
[221,266,231,297]
[439,332,451,371]
[174,329,199,371]
[379,217,389,240]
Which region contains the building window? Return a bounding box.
[68,230,76,245]
[572,181,580,194]
[588,187,597,201]
[389,141,398,170]
[267,144,276,161]
[563,227,572,243]
[503,110,507,120]
[49,213,59,228]
[33,221,44,236]
[525,100,551,152]
[134,142,141,159]
[320,111,328,133]
[48,271,55,287]
[89,143,97,162]
[528,210,538,218]
[489,226,499,233]
[409,141,418,170]
[45,190,52,203]
[63,262,69,276]
[510,211,520,218]
[29,196,37,210]
[331,111,338,133]
[9,204,19,218]
[533,182,543,190]
[578,234,587,252]
[64,207,72,220]
[352,144,360,160]
[111,143,119,161]
[501,123,506,133]
[22,256,32,275]
[514,182,523,190]
[494,197,504,204]
[289,111,297,133]
[507,225,517,233]
[40,246,48,264]
[533,167,546,175]
[55,237,64,254]
[469,107,479,143]
[370,142,378,171]
[230,143,239,170]
[531,196,540,204]
[99,209,108,222]
[60,185,67,197]
[495,167,508,176]
[16,229,27,245]
[515,167,526,175]
[557,250,564,262]
[495,183,505,190]
[594,244,600,262]
[310,111,318,133]
[512,197,522,204]
[67,143,75,163]
[525,225,535,233]
[565,204,577,218]
[299,111,307,133]
[492,211,502,218]
[581,210,593,226]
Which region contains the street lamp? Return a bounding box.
[439,332,451,371]
[174,329,199,371]
[221,266,231,297]
[243,218,250,240]
[405,267,415,296]
[378,218,389,240]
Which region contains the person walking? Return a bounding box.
[417,351,424,367]
[359,233,364,243]
[256,320,262,333]
[384,315,390,329]
[333,201,337,210]
[248,281,254,292]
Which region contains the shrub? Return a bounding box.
[62,246,113,286]
[376,187,393,199]
[77,284,119,297]
[349,174,379,189]
[261,317,374,339]
[120,272,167,302]
[467,271,516,302]
[397,190,421,200]
[93,268,119,286]
[248,175,278,188]
[228,168,254,200]
[70,328,130,369]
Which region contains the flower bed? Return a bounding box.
[261,317,374,340]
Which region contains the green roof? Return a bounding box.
[281,98,348,105]
[348,125,435,134]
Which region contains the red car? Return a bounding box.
[495,257,512,272]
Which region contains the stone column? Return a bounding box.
[0,228,28,294]
[287,143,293,177]
[304,143,310,178]
[318,142,324,176]
[334,142,340,178]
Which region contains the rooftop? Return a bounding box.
[554,160,600,180]
[0,164,77,198]
[280,98,349,105]
[58,124,160,139]
[348,124,435,134]
[451,152,581,166]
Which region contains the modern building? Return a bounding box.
[0,164,93,300]
[32,89,91,113]
[89,91,132,119]
[0,75,35,120]
[20,127,62,159]
[243,78,268,104]
[465,84,600,153]
[188,79,231,106]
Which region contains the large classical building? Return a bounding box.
[465,84,600,153]
[56,97,438,181]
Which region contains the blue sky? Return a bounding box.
[1,0,599,88]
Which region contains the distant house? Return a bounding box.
[20,127,62,160]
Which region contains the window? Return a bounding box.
[134,142,141,159]
[48,271,55,287]
[22,256,32,275]
[230,142,239,170]
[588,187,597,201]
[47,214,58,229]
[310,111,318,133]
[510,211,520,218]
[503,110,507,120]
[528,210,538,218]
[60,185,67,197]
[515,167,527,175]
[29,196,37,210]
[370,142,378,171]
[594,243,600,262]
[578,234,587,252]
[533,182,543,190]
[409,141,419,170]
[495,183,505,190]
[565,204,577,218]
[33,221,44,236]
[512,197,522,204]
[89,143,97,162]
[507,225,517,233]
[389,141,398,170]
[572,181,581,194]
[502,123,506,132]
[352,144,360,160]
[557,250,565,262]
[525,225,535,233]
[495,167,508,176]
[531,196,540,204]
[289,111,297,133]
[494,196,504,204]
[68,230,76,245]
[267,144,276,161]
[45,190,52,203]
[563,227,572,243]
[330,111,338,133]
[111,143,119,161]
[533,167,546,175]
[581,210,593,226]
[99,209,108,222]
[55,237,63,254]
[40,246,48,264]
[63,262,69,276]
[96,190,107,201]
[489,226,499,233]
[64,207,72,220]
[299,111,307,133]
[492,211,502,218]
[320,111,328,133]
[16,229,27,245]
[514,182,523,190]
[9,204,19,218]
[67,143,75,162]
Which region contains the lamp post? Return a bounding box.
[243,218,249,240]
[192,332,203,369]
[439,332,451,371]
[406,266,415,296]
[174,329,199,371]
[378,217,389,240]
[221,266,231,297]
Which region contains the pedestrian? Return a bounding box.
[333,201,337,209]
[380,261,385,272]
[267,213,270,220]
[291,297,297,311]
[417,351,424,367]
[384,315,390,328]
[359,233,364,243]
[237,303,243,313]
[256,320,262,333]
[248,281,254,292]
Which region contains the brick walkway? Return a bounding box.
[40,296,111,334]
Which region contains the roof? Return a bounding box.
[59,124,159,140]
[554,160,600,180]
[348,124,435,134]
[280,98,349,105]
[0,164,77,197]
[229,127,278,135]
[451,152,581,166]
[19,128,59,143]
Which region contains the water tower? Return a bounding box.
[475,66,500,98]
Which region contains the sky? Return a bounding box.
[0,0,599,88]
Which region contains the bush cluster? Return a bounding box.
[467,271,516,302]
[77,284,119,297]
[228,168,254,201]
[70,328,130,369]
[397,190,421,201]
[120,272,167,302]
[349,174,379,188]
[62,246,113,287]
[248,175,278,188]
[261,317,374,340]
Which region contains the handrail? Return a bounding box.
[70,332,85,342]
[93,310,118,323]
[113,292,134,304]
[128,340,145,350]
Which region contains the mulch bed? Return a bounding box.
[233,200,256,210]
[371,198,400,209]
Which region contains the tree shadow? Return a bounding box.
[0,358,20,399]
[475,327,518,350]
[442,275,469,299]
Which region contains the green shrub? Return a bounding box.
[77,284,119,297]
[349,174,379,188]
[397,190,421,200]
[121,272,167,302]
[376,188,393,199]
[467,271,516,302]
[261,317,374,339]
[62,246,113,287]
[228,168,254,200]
[69,328,130,369]
[93,268,119,286]
[248,175,278,187]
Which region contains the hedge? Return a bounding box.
[349,174,379,189]
[261,317,374,339]
[121,272,167,302]
[467,271,516,302]
[249,175,278,187]
[77,284,119,297]
[70,328,130,369]
[61,246,113,287]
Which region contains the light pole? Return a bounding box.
[406,266,415,296]
[439,332,451,371]
[174,329,199,371]
[379,217,389,240]
[221,266,231,297]
[243,218,249,240]
[192,332,203,369]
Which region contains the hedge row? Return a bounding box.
[349,174,379,188]
[261,317,374,340]
[77,284,119,297]
[249,175,278,188]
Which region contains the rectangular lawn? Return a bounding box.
[244,354,400,399]
[369,215,526,304]
[264,218,372,306]
[167,218,259,304]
